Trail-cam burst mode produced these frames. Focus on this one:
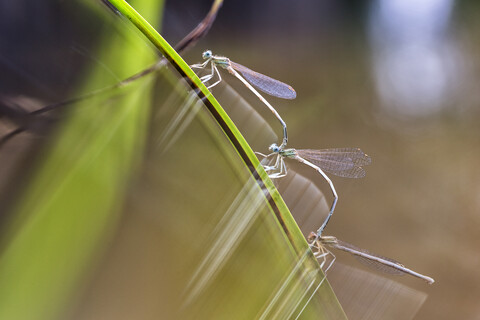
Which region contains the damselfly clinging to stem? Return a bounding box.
[307,232,435,284]
[259,143,371,237]
[191,50,296,148]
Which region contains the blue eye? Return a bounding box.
[203,50,212,59]
[269,143,280,153]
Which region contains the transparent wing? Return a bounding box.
[296,148,371,178]
[230,61,296,99]
[328,240,407,276]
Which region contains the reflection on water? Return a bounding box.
[368,0,461,117]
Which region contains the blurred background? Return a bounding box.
[172,1,480,318]
[1,0,480,319]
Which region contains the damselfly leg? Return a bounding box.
[191,51,294,147]
[308,234,337,274]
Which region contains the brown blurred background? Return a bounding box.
[172,1,480,318]
[1,0,480,319]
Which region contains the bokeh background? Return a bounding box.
[168,1,480,318]
[1,0,479,319]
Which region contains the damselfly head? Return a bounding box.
[269,143,280,153]
[202,50,213,60]
[307,232,318,243]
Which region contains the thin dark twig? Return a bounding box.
[174,0,223,53]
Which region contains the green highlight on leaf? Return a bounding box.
[0,1,164,319]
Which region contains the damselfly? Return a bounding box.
[191,50,296,148]
[307,232,435,284]
[259,143,371,236]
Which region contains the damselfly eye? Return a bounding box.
[269,143,279,153]
[202,50,212,59]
